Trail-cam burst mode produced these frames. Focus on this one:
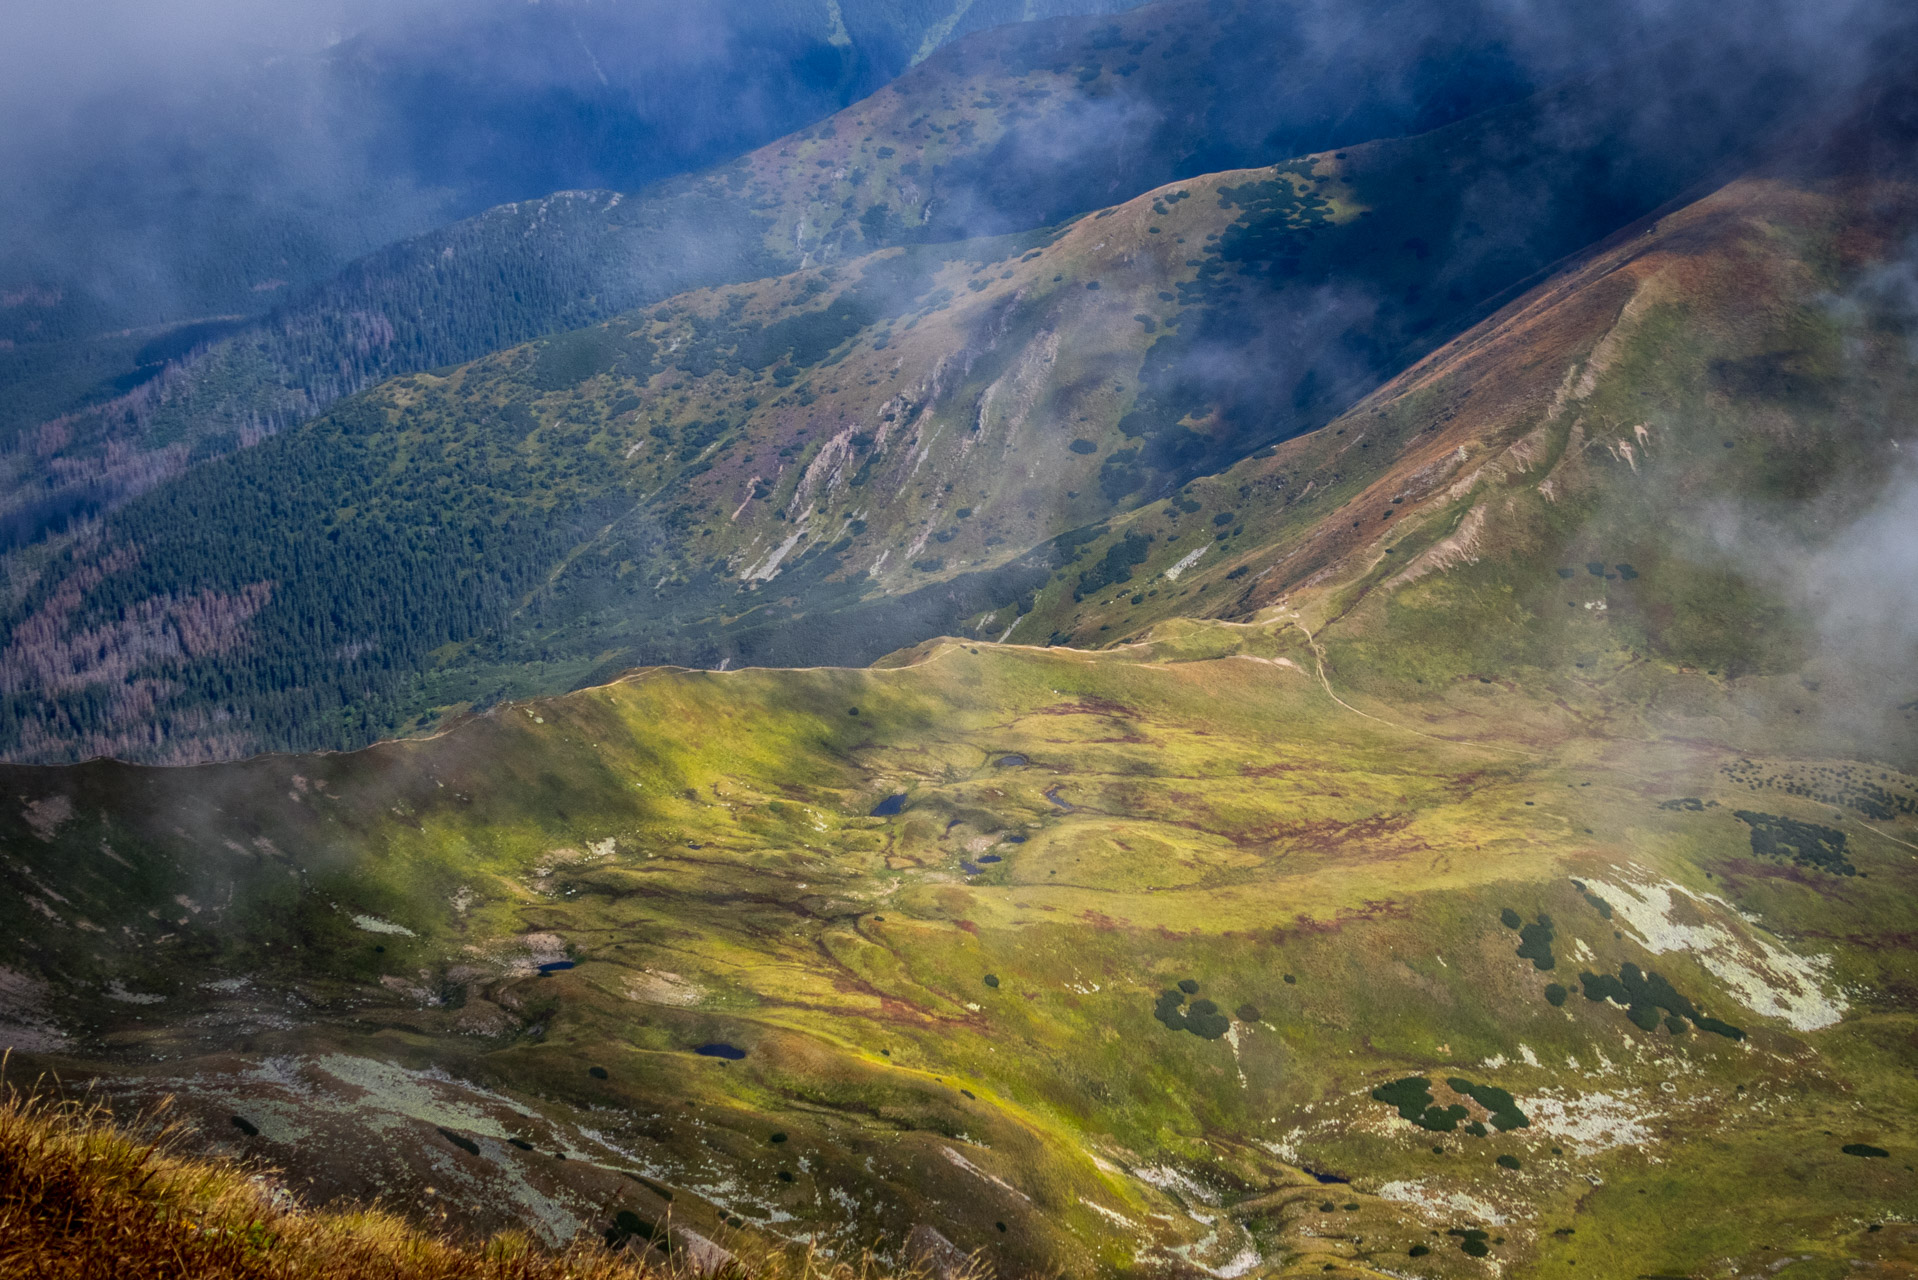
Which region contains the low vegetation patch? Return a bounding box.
[1370,1077,1467,1132]
[1445,1079,1529,1130]
[1151,981,1232,1038]
[1578,962,1744,1039]
[1734,810,1856,875]
[1501,908,1557,969]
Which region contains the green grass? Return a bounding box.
[0,615,1913,1276]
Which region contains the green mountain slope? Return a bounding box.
[0,617,1911,1278]
[0,0,1723,558]
[0,58,1834,763]
[1017,133,1918,767]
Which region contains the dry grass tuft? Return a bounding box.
[0,1067,926,1280]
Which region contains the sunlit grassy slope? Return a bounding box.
[1,609,1913,1277]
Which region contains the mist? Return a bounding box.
[0,0,1148,346]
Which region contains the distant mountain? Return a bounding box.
[0,0,1649,557]
[0,42,1873,765]
[0,0,1144,438]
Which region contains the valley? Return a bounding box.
[2,611,1912,1276]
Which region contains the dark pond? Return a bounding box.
[1045,787,1074,811]
[961,861,982,875]
[230,1115,259,1137]
[996,755,1029,767]
[539,960,576,974]
[870,793,908,817]
[696,1043,747,1060]
[977,854,1002,863]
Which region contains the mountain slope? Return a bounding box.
[0,0,1745,559]
[1021,110,1918,767]
[0,614,1911,1278]
[0,49,1857,764]
[2,77,1916,1280]
[0,0,1146,439]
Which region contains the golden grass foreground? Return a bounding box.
[0,1067,927,1280]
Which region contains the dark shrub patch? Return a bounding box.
[229,1116,259,1137]
[1465,1121,1488,1137]
[532,327,625,390]
[1153,985,1229,1038]
[1235,1003,1262,1022]
[1844,1143,1890,1158]
[1184,998,1231,1038]
[1076,532,1153,597]
[1665,1015,1688,1034]
[438,1127,481,1156]
[509,1138,535,1151]
[589,1066,609,1080]
[1544,983,1568,1006]
[1735,810,1855,875]
[1371,1077,1468,1131]
[1449,1227,1491,1257]
[983,974,1000,988]
[1495,1154,1521,1170]
[1447,1079,1529,1130]
[770,1132,788,1144]
[1580,963,1743,1039]
[1177,978,1200,994]
[1516,915,1556,970]
[1409,1244,1431,1257]
[1499,907,1522,929]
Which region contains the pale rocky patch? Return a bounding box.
[623,969,704,1007]
[1584,870,1847,1031]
